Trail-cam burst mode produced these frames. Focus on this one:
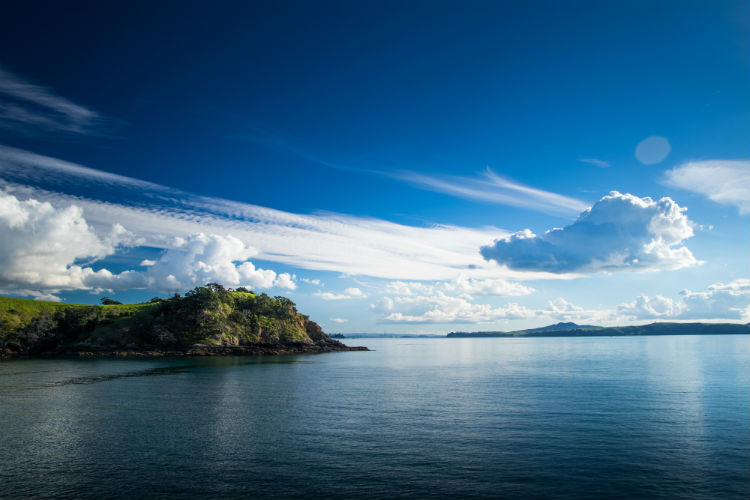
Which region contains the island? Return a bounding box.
[0,284,368,358]
[447,321,749,337]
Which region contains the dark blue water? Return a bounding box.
[1,335,748,500]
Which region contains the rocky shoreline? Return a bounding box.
[0,340,369,359]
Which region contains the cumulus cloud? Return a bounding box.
[481,191,699,273]
[330,318,348,324]
[380,291,536,324]
[678,279,749,320]
[88,233,297,292]
[0,66,99,134]
[315,287,366,300]
[384,275,532,298]
[617,295,685,319]
[0,191,296,293]
[442,274,534,297]
[0,190,131,290]
[618,280,749,321]
[370,275,534,323]
[664,160,750,215]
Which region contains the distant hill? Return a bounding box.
[447,322,749,338]
[522,322,600,332]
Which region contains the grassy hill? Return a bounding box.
[0,284,338,356]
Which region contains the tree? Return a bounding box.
[100,297,123,305]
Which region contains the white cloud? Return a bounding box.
[2,146,544,282]
[330,318,348,324]
[544,298,619,324]
[481,191,700,273]
[391,167,588,216]
[579,158,610,168]
[89,233,297,292]
[0,190,297,293]
[0,67,99,134]
[0,190,130,290]
[443,274,534,297]
[301,278,321,286]
[617,295,685,319]
[679,279,749,320]
[664,160,750,215]
[618,279,749,321]
[315,287,365,300]
[380,291,536,324]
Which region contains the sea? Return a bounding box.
[1,335,748,500]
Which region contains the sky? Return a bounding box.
[0,0,748,333]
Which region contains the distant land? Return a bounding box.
[0,284,367,358]
[447,322,749,337]
[335,333,445,339]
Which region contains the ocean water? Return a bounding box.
[1,335,748,500]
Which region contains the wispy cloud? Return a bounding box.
[664,160,750,215]
[391,167,589,216]
[232,124,588,216]
[0,66,99,134]
[579,158,610,168]
[1,146,568,284]
[314,288,366,300]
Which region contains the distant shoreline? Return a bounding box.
[337,322,749,339]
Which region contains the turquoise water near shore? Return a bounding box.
[1,335,748,499]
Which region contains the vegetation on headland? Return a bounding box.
[447,321,749,337]
[0,284,365,357]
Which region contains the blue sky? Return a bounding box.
[0,0,748,332]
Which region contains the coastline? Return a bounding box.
[0,340,369,360]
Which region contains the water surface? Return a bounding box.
[1,335,748,499]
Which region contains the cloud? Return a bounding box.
[330,318,348,324]
[0,190,131,290]
[664,160,750,215]
[380,291,536,324]
[2,145,547,282]
[86,233,297,292]
[635,136,671,165]
[442,274,534,297]
[579,158,610,168]
[618,279,749,321]
[391,167,588,216]
[481,191,700,273]
[678,279,749,320]
[314,287,365,300]
[0,66,99,134]
[0,190,297,293]
[384,275,532,298]
[373,276,535,324]
[617,295,685,319]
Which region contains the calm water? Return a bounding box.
[1,335,748,500]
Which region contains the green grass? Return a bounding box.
[0,296,155,334]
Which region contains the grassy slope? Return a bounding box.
[0,288,325,352]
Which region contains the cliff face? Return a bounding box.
[0,284,353,357]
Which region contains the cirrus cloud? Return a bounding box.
[664,160,750,215]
